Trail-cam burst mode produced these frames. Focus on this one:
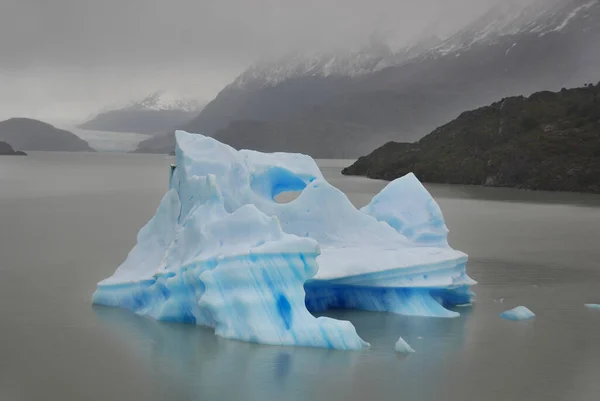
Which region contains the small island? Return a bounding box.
[343,84,600,193]
[0,141,26,155]
[0,118,95,152]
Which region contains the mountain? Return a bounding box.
[135,0,600,156]
[0,141,26,155]
[0,118,95,152]
[213,119,382,158]
[342,83,600,193]
[79,91,204,135]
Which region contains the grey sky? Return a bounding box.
[0,0,499,122]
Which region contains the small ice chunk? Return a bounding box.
[500,306,535,321]
[585,304,600,310]
[395,336,415,353]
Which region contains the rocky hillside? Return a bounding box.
[212,119,381,158]
[79,92,204,135]
[136,0,600,156]
[0,141,26,155]
[343,84,600,193]
[0,118,95,152]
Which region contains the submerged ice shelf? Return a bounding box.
[92,131,475,349]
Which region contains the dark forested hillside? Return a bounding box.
[343,84,600,193]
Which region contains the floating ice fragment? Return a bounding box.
[500,306,535,321]
[585,304,600,310]
[395,336,415,353]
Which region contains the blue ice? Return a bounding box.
[585,304,600,310]
[500,306,536,321]
[92,131,475,349]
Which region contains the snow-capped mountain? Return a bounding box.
[128,91,204,112]
[428,0,599,56]
[231,35,443,89]
[231,0,597,89]
[79,91,205,134]
[138,0,600,156]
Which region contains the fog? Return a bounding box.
[0,0,503,122]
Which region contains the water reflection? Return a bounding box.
[93,304,471,401]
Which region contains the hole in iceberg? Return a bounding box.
[250,166,311,204]
[274,191,303,204]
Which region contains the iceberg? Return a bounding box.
[394,336,415,353]
[585,304,600,310]
[500,306,536,321]
[92,131,475,349]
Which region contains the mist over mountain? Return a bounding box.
[79,91,205,135]
[136,0,600,157]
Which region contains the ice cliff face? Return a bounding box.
[93,131,474,349]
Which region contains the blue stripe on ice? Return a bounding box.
[277,294,292,329]
[92,131,475,349]
[251,166,310,200]
[304,283,460,318]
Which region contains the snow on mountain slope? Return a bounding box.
[231,0,598,89]
[231,36,444,89]
[549,0,598,32]
[129,91,204,112]
[429,0,599,56]
[79,91,205,135]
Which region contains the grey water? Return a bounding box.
[1,152,600,401]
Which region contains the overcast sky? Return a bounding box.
[0,0,500,123]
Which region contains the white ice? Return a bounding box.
[500,306,536,321]
[395,336,416,353]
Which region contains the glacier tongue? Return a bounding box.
[93,130,474,349]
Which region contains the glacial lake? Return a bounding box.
[1,152,600,401]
